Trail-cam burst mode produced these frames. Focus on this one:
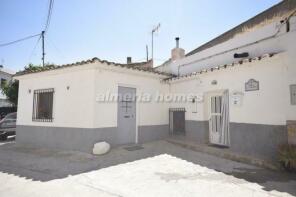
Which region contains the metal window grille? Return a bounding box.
[32,88,54,122]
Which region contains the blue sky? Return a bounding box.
[0,0,281,71]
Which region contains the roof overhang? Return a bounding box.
[165,52,280,83]
[14,57,173,80]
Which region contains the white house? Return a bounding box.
[14,0,296,163]
[15,59,171,152]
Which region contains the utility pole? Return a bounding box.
[146,45,149,61]
[41,31,45,67]
[151,23,160,61]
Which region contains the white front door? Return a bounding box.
[209,93,223,145]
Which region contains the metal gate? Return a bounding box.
[169,108,186,135]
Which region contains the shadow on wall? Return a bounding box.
[0,141,295,195]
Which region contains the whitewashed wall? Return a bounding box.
[157,16,296,76]
[15,53,295,129]
[280,33,296,121]
[169,53,294,125]
[16,65,96,128]
[15,63,170,129]
[15,13,296,129]
[93,63,169,128]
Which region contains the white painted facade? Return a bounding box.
[15,13,296,128]
[156,16,296,76]
[168,53,296,126]
[94,66,169,128]
[15,63,170,129]
[155,14,296,126]
[16,65,96,128]
[16,50,296,129]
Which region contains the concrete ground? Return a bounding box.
[0,140,295,197]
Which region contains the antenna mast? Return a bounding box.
[151,23,160,62]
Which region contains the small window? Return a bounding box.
[32,88,54,122]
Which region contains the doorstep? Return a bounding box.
[166,137,279,171]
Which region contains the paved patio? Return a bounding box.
[0,140,295,196]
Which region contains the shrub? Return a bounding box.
[24,63,57,72]
[278,144,296,172]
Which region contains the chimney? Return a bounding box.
[171,37,185,61]
[175,37,180,48]
[127,57,132,64]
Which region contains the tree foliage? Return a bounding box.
[24,63,57,72]
[1,63,57,107]
[1,80,19,106]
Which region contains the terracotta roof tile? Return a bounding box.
[14,58,173,77]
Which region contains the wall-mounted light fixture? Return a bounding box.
[211,80,218,85]
[191,96,198,113]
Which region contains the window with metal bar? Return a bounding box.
[32,88,54,122]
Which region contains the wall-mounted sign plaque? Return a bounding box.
[231,91,244,106]
[245,79,259,91]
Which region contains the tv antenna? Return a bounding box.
[151,23,161,61]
